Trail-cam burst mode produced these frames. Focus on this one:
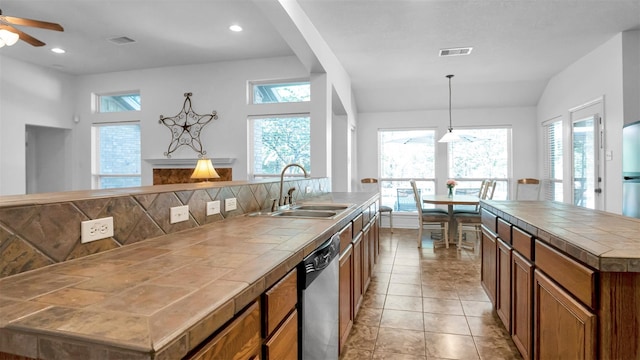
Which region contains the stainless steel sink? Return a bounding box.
[291,204,350,211]
[271,210,337,218]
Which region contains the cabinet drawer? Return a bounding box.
[534,240,596,309]
[481,209,497,233]
[512,227,533,261]
[188,302,261,360]
[263,268,297,336]
[264,310,298,360]
[352,213,363,236]
[339,223,353,253]
[497,218,511,243]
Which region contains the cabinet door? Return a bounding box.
[534,270,596,360]
[496,238,512,331]
[338,245,353,354]
[481,228,497,306]
[188,301,261,360]
[264,310,298,360]
[512,251,533,360]
[362,225,371,292]
[352,232,363,317]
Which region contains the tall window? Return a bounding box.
[250,115,311,178]
[249,80,311,178]
[379,129,437,212]
[448,128,511,199]
[91,122,141,189]
[544,119,563,201]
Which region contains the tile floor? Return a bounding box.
[339,228,522,360]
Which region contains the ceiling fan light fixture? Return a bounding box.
[0,29,19,46]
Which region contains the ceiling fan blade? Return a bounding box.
[0,25,45,46]
[1,15,63,32]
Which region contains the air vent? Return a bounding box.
[108,36,136,45]
[439,47,473,57]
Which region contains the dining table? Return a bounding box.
[422,194,480,243]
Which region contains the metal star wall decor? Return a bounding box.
[159,92,218,158]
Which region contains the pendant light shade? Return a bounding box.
[438,74,460,143]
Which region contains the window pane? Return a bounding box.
[544,120,563,201]
[99,124,141,174]
[379,130,436,212]
[100,176,141,189]
[380,130,435,179]
[99,93,141,112]
[253,82,310,104]
[449,128,510,199]
[252,116,311,175]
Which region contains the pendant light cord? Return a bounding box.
[447,74,454,132]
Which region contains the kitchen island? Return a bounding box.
[480,200,640,360]
[0,191,379,359]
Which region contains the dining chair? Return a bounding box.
[453,179,495,250]
[409,180,450,248]
[515,178,541,200]
[361,178,393,232]
[454,179,489,212]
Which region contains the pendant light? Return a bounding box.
[438,74,460,143]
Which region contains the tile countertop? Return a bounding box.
[481,200,640,272]
[0,192,378,360]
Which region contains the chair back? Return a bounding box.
[515,178,541,200]
[409,180,423,213]
[485,180,497,200]
[360,178,379,192]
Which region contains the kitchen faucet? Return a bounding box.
[274,163,309,210]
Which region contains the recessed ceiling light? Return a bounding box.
[51,47,66,54]
[229,24,243,32]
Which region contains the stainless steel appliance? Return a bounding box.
[623,120,640,218]
[299,234,340,360]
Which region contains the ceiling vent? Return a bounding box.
[439,47,473,57]
[108,36,136,45]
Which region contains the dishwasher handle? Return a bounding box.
[300,234,340,288]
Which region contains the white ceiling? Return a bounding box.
[2,0,639,113]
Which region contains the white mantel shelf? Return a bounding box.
[145,158,235,168]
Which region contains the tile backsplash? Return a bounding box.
[0,178,329,278]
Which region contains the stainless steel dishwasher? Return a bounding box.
[299,233,340,360]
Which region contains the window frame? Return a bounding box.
[248,79,310,105]
[446,126,512,200]
[377,128,439,212]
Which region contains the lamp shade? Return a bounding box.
[191,159,220,180]
[438,130,460,143]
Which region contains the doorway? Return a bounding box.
[570,99,604,210]
[25,125,72,194]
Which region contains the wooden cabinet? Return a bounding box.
[352,231,364,317]
[362,223,371,292]
[264,310,298,360]
[481,227,497,306]
[496,238,512,331]
[534,270,596,360]
[338,244,353,353]
[187,301,261,360]
[512,250,534,360]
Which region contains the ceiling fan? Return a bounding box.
[0,9,63,47]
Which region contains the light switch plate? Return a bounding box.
[225,198,237,211]
[81,217,114,243]
[170,205,189,224]
[206,200,221,216]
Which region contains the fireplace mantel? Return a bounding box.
[145,158,235,169]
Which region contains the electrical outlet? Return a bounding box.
[81,217,114,243]
[305,186,312,194]
[225,198,237,211]
[170,205,190,224]
[206,200,221,216]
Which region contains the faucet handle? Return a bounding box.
[271,199,279,212]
